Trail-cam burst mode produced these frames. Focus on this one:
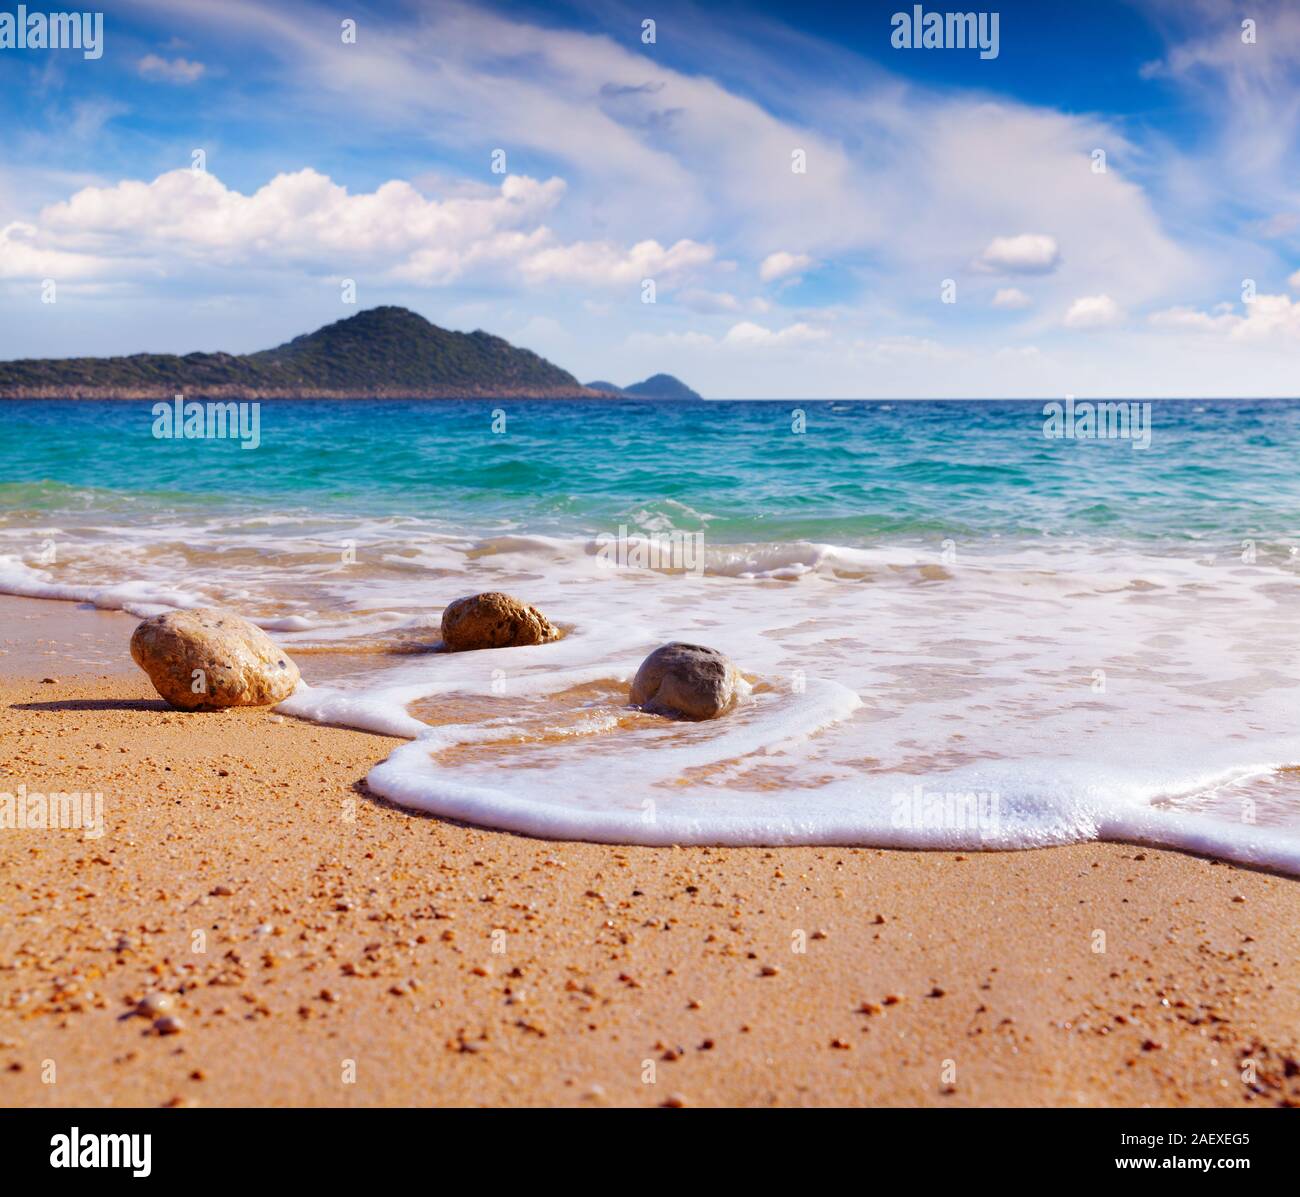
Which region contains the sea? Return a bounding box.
[3,397,1300,872]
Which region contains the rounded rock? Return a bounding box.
[137,993,174,1017]
[630,642,738,720]
[440,592,560,652]
[130,607,300,711]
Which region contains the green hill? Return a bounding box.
[583,374,702,399]
[0,306,599,399]
[622,373,701,399]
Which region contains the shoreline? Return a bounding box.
[0,389,620,401]
[0,595,1298,1106]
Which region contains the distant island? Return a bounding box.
[0,306,702,400]
[585,374,702,400]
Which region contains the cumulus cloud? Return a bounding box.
[976,233,1060,275]
[0,221,108,279]
[1064,294,1123,329]
[992,287,1032,309]
[759,251,812,282]
[517,237,714,288]
[723,320,827,347]
[1150,294,1300,341]
[10,168,714,291]
[137,54,206,83]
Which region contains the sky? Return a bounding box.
[1,0,1299,397]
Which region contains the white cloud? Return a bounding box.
[1150,294,1300,341]
[12,167,714,292]
[0,221,108,279]
[1148,305,1238,335]
[1064,294,1123,329]
[759,251,812,282]
[976,233,1060,275]
[1289,268,1300,291]
[992,287,1032,309]
[518,237,714,289]
[137,54,206,83]
[723,320,827,347]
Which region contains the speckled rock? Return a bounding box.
[440,592,560,652]
[130,608,300,711]
[630,642,738,720]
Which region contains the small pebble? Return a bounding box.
[137,993,174,1017]
[153,1015,184,1036]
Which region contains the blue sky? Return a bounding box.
[1,0,1299,396]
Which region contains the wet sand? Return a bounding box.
[1,596,1298,1107]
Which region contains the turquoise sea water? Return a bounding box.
[3,398,1299,549]
[4,397,1300,868]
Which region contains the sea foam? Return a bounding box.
[7,518,1300,872]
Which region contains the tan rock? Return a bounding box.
[130,607,300,711]
[630,642,738,720]
[440,592,560,652]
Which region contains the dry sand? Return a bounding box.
[1,595,1298,1108]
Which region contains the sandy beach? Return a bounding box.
[1,595,1297,1108]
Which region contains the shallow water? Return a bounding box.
[3,398,1300,870]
